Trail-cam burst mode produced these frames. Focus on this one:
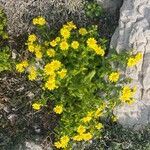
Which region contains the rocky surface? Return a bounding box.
[97,0,123,12]
[0,0,123,37]
[111,0,150,128]
[0,0,85,36]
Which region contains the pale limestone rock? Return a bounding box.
[111,0,150,128]
[96,0,123,11]
[25,141,43,150]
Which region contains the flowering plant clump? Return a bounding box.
[16,16,143,149]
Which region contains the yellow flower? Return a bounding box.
[58,69,67,79]
[60,136,70,148]
[22,60,28,68]
[95,123,104,129]
[35,50,42,59]
[44,63,54,75]
[108,72,120,82]
[16,60,28,73]
[127,57,137,67]
[45,77,57,90]
[127,53,143,67]
[16,64,24,73]
[54,141,62,149]
[77,125,86,134]
[44,60,61,75]
[73,132,93,142]
[50,60,62,71]
[82,133,93,141]
[32,16,46,26]
[32,102,43,110]
[53,105,63,114]
[67,21,77,30]
[120,86,135,104]
[82,116,92,123]
[73,135,83,141]
[60,28,70,39]
[94,46,105,56]
[27,44,35,52]
[50,40,57,47]
[28,34,37,42]
[60,41,69,50]
[71,41,79,49]
[79,28,88,35]
[55,136,70,149]
[135,52,143,62]
[87,38,97,49]
[34,45,42,59]
[47,48,56,57]
[28,66,37,81]
[94,108,103,118]
[63,21,76,31]
[87,111,94,117]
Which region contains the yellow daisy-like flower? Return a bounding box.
[34,45,42,59]
[87,38,97,49]
[50,40,57,47]
[82,116,92,123]
[108,72,120,82]
[63,21,76,31]
[21,60,28,68]
[94,45,105,56]
[60,136,70,148]
[71,41,79,49]
[50,60,62,71]
[44,60,61,75]
[73,135,83,141]
[28,66,37,81]
[55,136,69,149]
[35,50,42,59]
[32,16,46,26]
[58,69,67,79]
[79,28,88,35]
[67,21,77,30]
[127,52,143,67]
[16,60,28,73]
[77,125,86,134]
[45,77,57,90]
[53,105,63,114]
[60,41,69,50]
[120,86,135,104]
[16,64,25,73]
[44,63,55,75]
[135,52,143,62]
[82,132,93,141]
[27,44,35,52]
[54,142,62,149]
[95,123,104,129]
[60,28,70,39]
[28,34,37,43]
[127,57,137,67]
[47,48,56,57]
[32,102,43,110]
